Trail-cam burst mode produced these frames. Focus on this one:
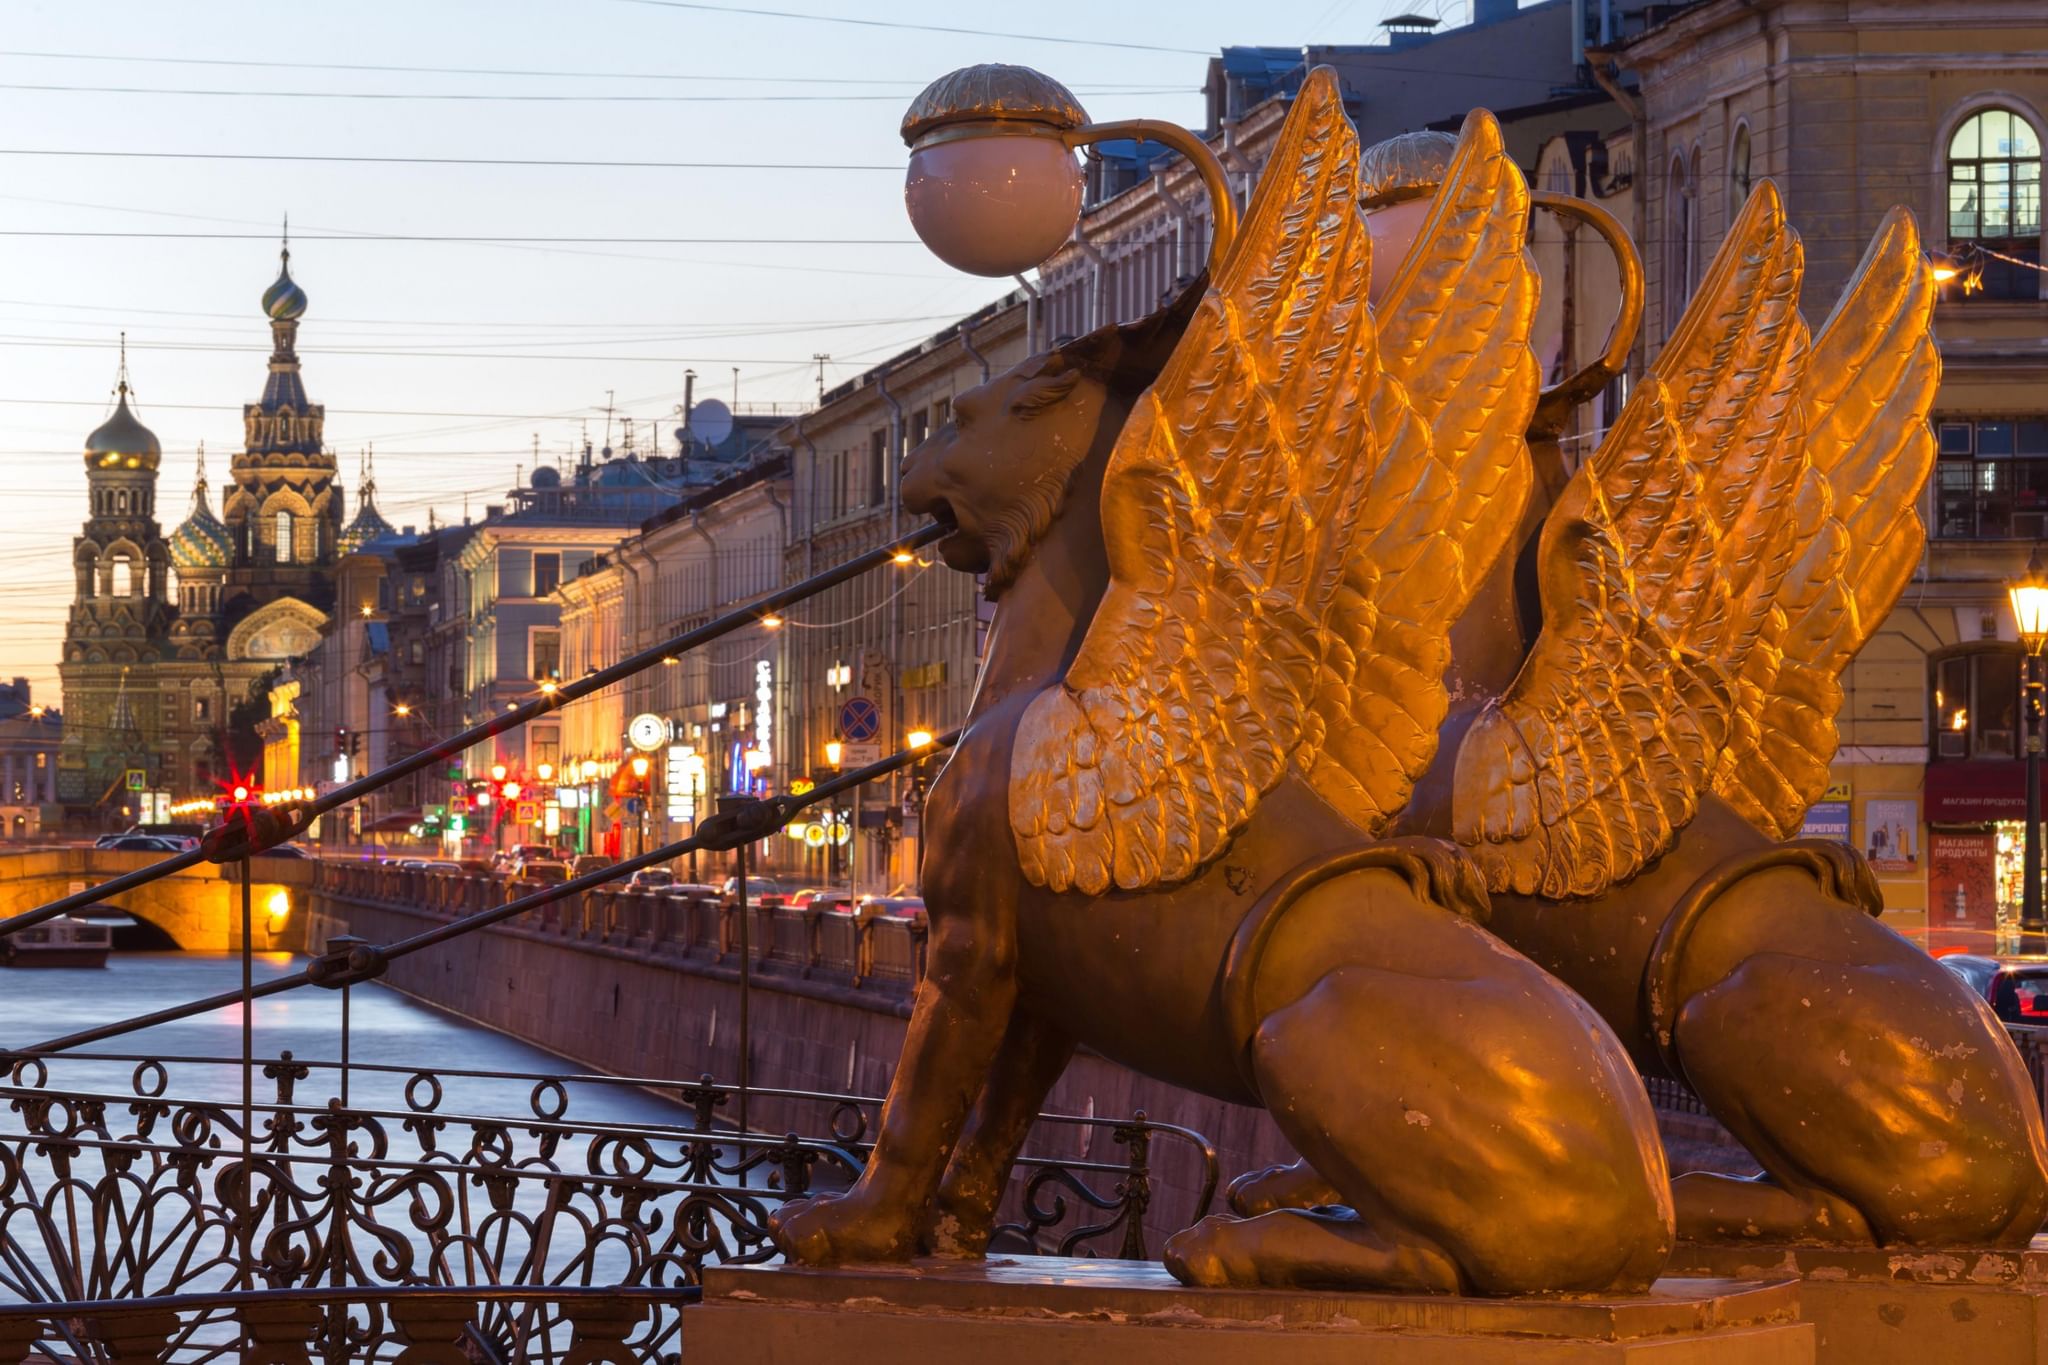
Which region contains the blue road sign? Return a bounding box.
[838,695,881,742]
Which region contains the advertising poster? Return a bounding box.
[1928,830,1998,926]
[1800,801,1852,845]
[1863,798,1919,873]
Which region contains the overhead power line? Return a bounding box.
[0,148,899,171]
[0,231,916,244]
[0,49,1169,85]
[607,0,1213,55]
[0,81,1190,103]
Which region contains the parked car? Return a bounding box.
[569,854,615,878]
[100,835,182,854]
[499,844,553,873]
[397,859,462,873]
[719,875,791,909]
[625,868,677,892]
[660,882,719,900]
[1937,953,2048,1024]
[788,888,857,912]
[513,860,569,885]
[856,895,926,920]
[253,843,311,860]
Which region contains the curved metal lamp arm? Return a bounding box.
[1065,119,1239,277]
[1528,189,1643,440]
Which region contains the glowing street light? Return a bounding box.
[630,754,651,779]
[824,740,843,769]
[393,702,412,717]
[580,759,599,780]
[2010,546,2048,950]
[900,64,1236,279]
[907,729,936,750]
[490,764,508,782]
[536,763,554,782]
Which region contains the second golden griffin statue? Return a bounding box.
[767,64,2048,1295]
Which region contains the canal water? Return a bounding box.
[2,952,725,1304]
[2,950,689,1123]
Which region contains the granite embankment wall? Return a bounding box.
[303,866,1301,1236]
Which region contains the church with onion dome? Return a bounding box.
[56,241,373,811]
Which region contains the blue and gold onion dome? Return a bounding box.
[338,500,396,554]
[169,476,233,571]
[83,385,162,471]
[261,249,307,321]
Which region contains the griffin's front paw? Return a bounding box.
[768,1190,920,1265]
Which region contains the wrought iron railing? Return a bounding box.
[0,1050,1216,1361]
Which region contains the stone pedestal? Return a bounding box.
[694,1256,1813,1363]
[1666,1240,2048,1364]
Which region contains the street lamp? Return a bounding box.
[900,64,1238,279]
[2010,547,2048,951]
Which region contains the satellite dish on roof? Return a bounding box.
[687,398,734,448]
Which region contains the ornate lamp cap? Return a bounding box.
[1358,129,1459,209]
[901,64,1088,148]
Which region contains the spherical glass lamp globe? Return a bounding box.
[905,136,1083,277]
[1363,197,1434,308]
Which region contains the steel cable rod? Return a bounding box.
[6,733,956,1058]
[0,521,948,943]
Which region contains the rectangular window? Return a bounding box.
[908,410,930,450]
[533,726,561,773]
[194,697,211,722]
[932,397,951,429]
[274,510,293,564]
[533,552,561,596]
[1932,417,2048,540]
[1935,650,2022,760]
[531,629,562,682]
[869,429,888,508]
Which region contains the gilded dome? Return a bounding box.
[262,248,308,321]
[900,64,1088,147]
[84,385,161,471]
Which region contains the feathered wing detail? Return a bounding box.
[1301,108,1541,829]
[1010,68,1397,896]
[1453,182,1816,897]
[1710,208,1939,836]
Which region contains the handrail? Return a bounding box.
[0,521,949,944]
[6,731,957,1057]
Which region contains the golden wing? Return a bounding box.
[1008,67,1378,895]
[1303,109,1540,827]
[1710,208,1939,836]
[1453,182,1813,897]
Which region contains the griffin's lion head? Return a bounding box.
[901,283,1202,597]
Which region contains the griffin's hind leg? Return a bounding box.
[1177,861,1674,1296]
[1671,940,2048,1246]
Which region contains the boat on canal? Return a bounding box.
[1,914,111,968]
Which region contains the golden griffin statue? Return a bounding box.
[770,67,2048,1295]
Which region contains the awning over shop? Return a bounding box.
[1925,760,2027,823]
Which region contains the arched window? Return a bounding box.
[274,510,293,564]
[110,557,133,598]
[1664,152,1693,333]
[1948,107,2043,300]
[1729,123,1753,205]
[1687,145,1704,294]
